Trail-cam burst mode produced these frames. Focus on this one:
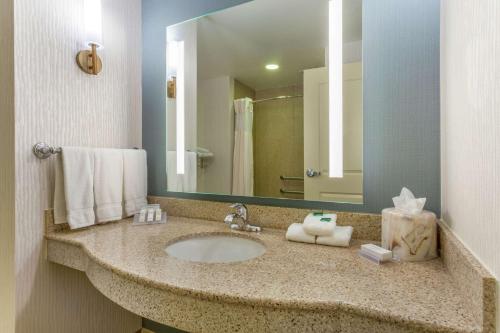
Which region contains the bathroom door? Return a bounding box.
[303,64,363,203]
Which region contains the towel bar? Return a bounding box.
[32,142,141,159]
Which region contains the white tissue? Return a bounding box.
[392,187,426,215]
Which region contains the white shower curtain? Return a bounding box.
[232,98,254,196]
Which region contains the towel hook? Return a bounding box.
[33,142,62,159]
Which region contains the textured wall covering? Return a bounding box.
[144,0,441,215]
[142,0,251,195]
[440,0,500,328]
[0,0,16,331]
[13,0,142,332]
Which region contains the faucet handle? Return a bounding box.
[230,203,248,218]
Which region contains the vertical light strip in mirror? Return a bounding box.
[176,41,185,174]
[329,0,343,178]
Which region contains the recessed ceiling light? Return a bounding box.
[265,64,279,70]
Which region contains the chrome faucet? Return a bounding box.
[224,203,261,232]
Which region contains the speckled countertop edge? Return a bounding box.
[438,220,497,333]
[46,217,482,333]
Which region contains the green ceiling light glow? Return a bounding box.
[265,64,280,70]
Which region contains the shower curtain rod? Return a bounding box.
[251,95,303,104]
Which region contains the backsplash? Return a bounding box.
[149,196,382,241]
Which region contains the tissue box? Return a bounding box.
[381,208,437,262]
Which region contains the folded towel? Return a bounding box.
[54,154,66,225]
[167,151,181,191]
[316,226,353,247]
[303,212,337,236]
[123,149,148,216]
[94,148,123,223]
[286,223,315,244]
[54,147,95,229]
[184,151,197,192]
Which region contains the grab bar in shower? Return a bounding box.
[280,175,304,181]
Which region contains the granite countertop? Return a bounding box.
[45,216,481,333]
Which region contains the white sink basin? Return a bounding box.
[165,234,266,263]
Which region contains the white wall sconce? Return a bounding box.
[329,0,343,178]
[76,0,103,75]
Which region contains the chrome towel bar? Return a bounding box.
[33,142,140,159]
[280,175,304,181]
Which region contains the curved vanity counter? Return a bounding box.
[46,217,486,333]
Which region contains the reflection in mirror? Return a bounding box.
[166,0,362,204]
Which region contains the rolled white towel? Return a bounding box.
[286,223,315,244]
[316,226,353,247]
[303,212,337,236]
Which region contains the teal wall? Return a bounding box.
[363,0,441,214]
[142,0,441,215]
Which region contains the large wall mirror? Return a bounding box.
[143,0,440,213]
[165,0,363,204]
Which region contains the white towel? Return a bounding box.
[54,147,95,229]
[94,149,123,223]
[316,226,353,247]
[167,151,197,192]
[303,213,337,236]
[54,155,67,225]
[166,151,180,191]
[123,149,148,216]
[286,223,316,244]
[185,151,197,192]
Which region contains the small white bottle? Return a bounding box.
[138,208,146,223]
[146,208,155,222]
[155,208,162,222]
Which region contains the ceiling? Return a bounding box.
[196,0,362,91]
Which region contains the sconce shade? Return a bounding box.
[84,0,103,48]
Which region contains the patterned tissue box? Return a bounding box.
[381,208,438,262]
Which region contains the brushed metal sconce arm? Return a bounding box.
[76,43,102,75]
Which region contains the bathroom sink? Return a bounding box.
[165,234,266,263]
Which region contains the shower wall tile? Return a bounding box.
[254,86,304,199]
